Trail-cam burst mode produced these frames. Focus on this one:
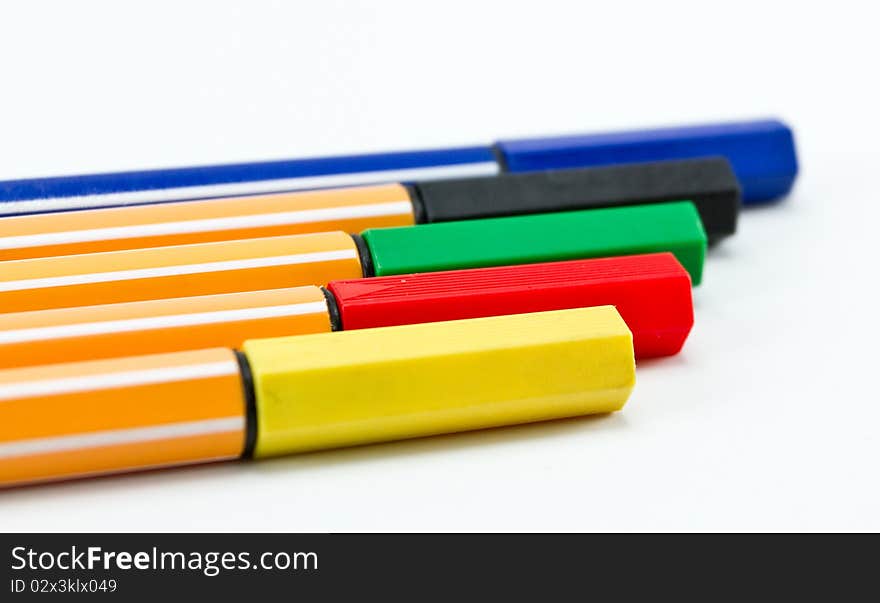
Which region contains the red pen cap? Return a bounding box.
[327,253,693,359]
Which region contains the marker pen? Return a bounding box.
[0,201,707,314]
[0,118,795,215]
[0,158,738,262]
[0,253,693,368]
[0,305,636,487]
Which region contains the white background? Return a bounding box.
[0,0,878,532]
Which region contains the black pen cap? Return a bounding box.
[410,157,740,241]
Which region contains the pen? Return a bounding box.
[0,158,738,262]
[0,306,636,487]
[0,119,796,215]
[0,201,707,314]
[0,253,693,368]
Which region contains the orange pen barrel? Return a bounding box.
[0,184,415,261]
[0,287,332,369]
[0,348,246,486]
[0,231,364,313]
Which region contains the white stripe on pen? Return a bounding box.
[0,360,240,402]
[0,417,245,459]
[0,161,500,214]
[0,249,358,293]
[0,201,413,250]
[7,454,242,486]
[0,301,329,344]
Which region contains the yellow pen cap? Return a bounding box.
[244,305,636,457]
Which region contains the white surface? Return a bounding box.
[0,0,878,532]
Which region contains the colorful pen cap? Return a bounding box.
[245,306,634,457]
[0,306,635,487]
[0,202,706,313]
[328,252,693,359]
[363,201,707,284]
[0,158,736,261]
[414,157,739,241]
[496,119,798,204]
[0,118,794,215]
[0,253,692,368]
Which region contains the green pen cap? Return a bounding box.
[362,201,707,285]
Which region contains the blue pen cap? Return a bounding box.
[495,119,798,204]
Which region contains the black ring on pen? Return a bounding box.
[321,286,342,331]
[406,183,427,224]
[350,233,375,278]
[490,143,510,172]
[235,350,258,459]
